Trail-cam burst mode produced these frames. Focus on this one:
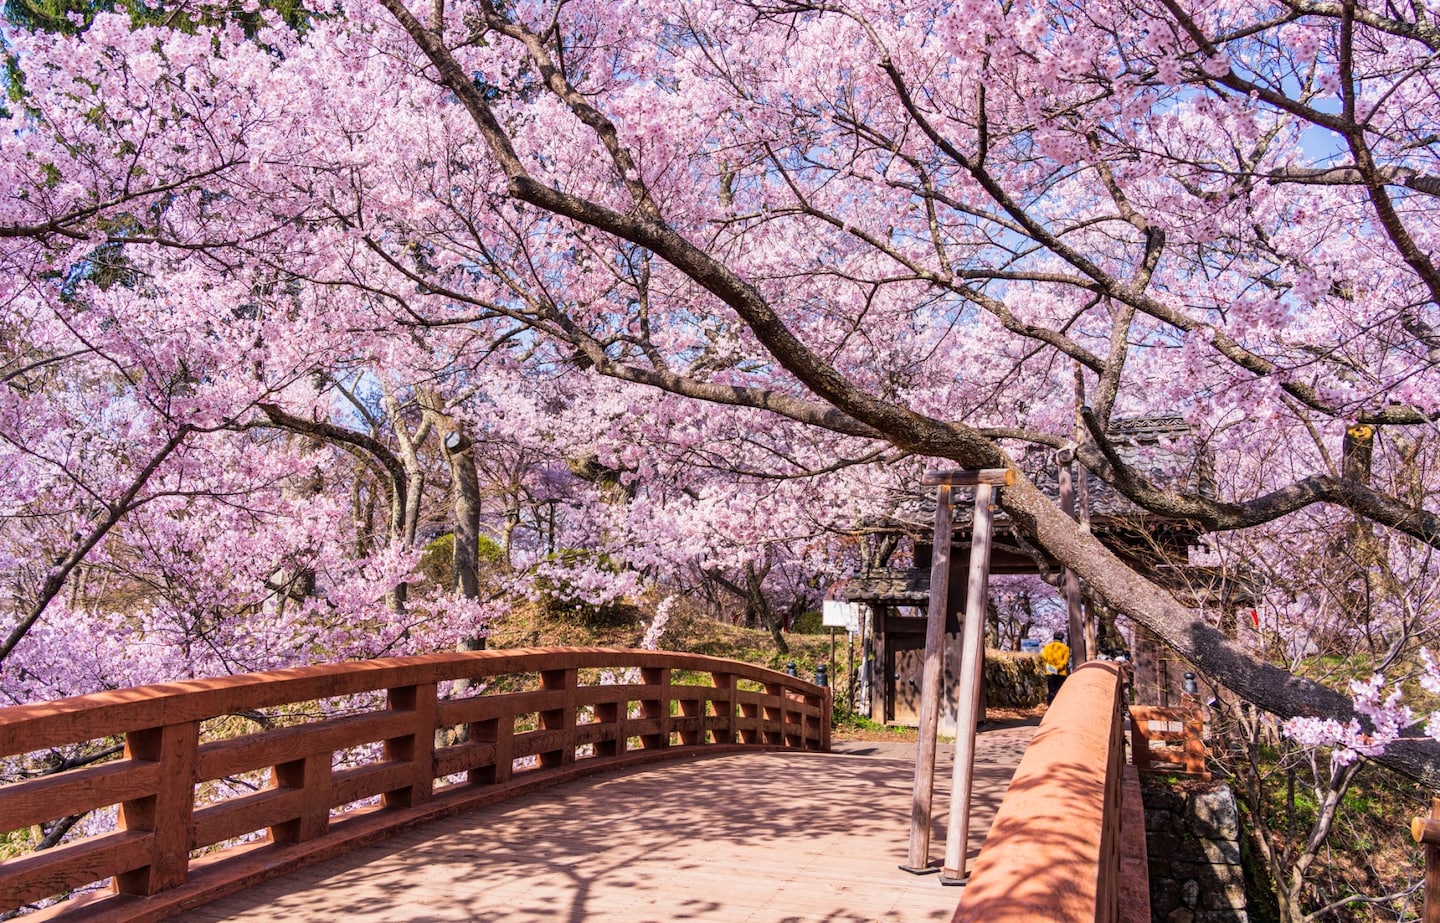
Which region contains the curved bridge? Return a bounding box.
[0,649,829,922]
[3,652,1149,923]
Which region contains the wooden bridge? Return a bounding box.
[0,649,1147,922]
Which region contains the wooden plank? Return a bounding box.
[196,712,412,781]
[330,762,412,809]
[432,740,498,779]
[434,688,570,728]
[0,830,154,908]
[921,468,1015,486]
[570,723,619,749]
[509,728,572,761]
[571,683,648,707]
[191,789,308,850]
[0,761,161,832]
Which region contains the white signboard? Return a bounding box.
[822,600,861,632]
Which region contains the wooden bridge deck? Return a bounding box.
[175,725,1036,923]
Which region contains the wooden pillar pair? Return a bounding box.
[904,467,1012,881]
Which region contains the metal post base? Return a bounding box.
[899,863,943,875]
[939,870,971,886]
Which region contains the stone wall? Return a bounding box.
[1142,779,1248,923]
[983,651,1047,707]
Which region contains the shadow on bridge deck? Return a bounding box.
[177,724,1037,923]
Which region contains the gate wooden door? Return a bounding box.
[890,644,924,724]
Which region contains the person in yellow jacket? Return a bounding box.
[1040,632,1070,705]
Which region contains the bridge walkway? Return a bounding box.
[176,728,1036,923]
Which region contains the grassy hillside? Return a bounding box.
[485,599,841,681]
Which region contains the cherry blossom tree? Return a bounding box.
[2,0,1440,795]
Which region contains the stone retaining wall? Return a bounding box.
[1142,779,1248,923]
[984,651,1048,707]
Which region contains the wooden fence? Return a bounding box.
[0,648,829,922]
[1129,704,1210,779]
[953,661,1149,923]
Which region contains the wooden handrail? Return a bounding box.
[953,662,1133,923]
[0,648,829,921]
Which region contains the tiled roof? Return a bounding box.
[855,415,1213,536]
[831,568,931,603]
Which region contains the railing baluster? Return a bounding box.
[640,667,670,749]
[762,682,784,745]
[270,753,333,844]
[466,716,513,785]
[678,688,703,746]
[114,721,198,896]
[710,672,736,745]
[383,683,437,809]
[595,699,623,757]
[539,669,577,767]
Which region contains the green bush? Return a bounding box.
[420,533,510,587]
[789,609,824,634]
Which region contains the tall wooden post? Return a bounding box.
[1413,798,1440,923]
[904,468,1013,874]
[903,483,953,873]
[942,480,998,883]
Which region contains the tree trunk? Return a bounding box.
[744,561,789,655]
[1000,473,1440,787]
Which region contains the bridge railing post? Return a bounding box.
[539,669,578,767]
[640,666,671,749]
[710,672,736,744]
[594,695,624,758]
[814,687,831,751]
[761,682,787,745]
[114,721,199,896]
[383,683,437,809]
[467,715,513,785]
[270,752,333,844]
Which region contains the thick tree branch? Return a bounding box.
[0,426,193,666]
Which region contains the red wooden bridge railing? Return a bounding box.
[0,648,829,922]
[952,661,1149,923]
